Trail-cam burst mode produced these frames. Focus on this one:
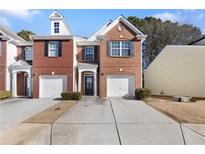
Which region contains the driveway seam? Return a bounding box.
[53,123,114,124]
[50,123,53,145]
[179,123,186,145]
[109,98,121,145]
[182,124,205,138]
[114,122,176,124]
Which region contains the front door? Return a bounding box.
[85,75,94,96]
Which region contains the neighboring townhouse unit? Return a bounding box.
[144,45,205,98]
[0,11,146,98]
[188,35,205,45]
[0,25,33,97]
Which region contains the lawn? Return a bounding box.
[146,97,205,124]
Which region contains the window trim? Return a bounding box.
[110,41,131,57]
[84,46,95,61]
[24,47,33,61]
[54,22,60,34]
[110,41,121,56]
[48,41,59,57]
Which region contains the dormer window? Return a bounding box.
[54,22,59,34]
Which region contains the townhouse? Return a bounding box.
[0,25,32,97]
[0,11,146,98]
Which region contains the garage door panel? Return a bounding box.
[107,75,135,97]
[39,75,67,98]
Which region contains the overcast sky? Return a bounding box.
[0,9,204,37]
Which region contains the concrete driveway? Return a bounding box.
[1,97,205,145]
[52,97,205,145]
[0,98,58,131]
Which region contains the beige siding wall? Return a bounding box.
[144,45,205,97]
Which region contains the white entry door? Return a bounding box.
[39,75,67,98]
[107,75,135,97]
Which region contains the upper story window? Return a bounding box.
[49,41,59,57]
[24,47,33,61]
[0,41,2,56]
[110,41,133,57]
[54,22,59,34]
[85,46,94,61]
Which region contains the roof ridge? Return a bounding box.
[0,24,25,42]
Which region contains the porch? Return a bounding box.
[8,60,32,97]
[77,63,98,96]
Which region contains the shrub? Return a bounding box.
[135,88,151,100]
[0,91,12,100]
[61,92,82,100]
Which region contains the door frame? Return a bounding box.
[84,73,94,96]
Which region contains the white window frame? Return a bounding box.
[110,41,121,56]
[85,46,95,61]
[54,22,60,34]
[48,41,59,57]
[111,41,131,57]
[24,47,33,61]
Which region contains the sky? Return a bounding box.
[0,9,205,37]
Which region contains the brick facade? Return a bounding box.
[32,39,73,98]
[0,40,7,90]
[77,46,99,64]
[99,22,142,97]
[16,46,24,60]
[1,15,143,98]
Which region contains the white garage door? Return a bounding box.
[39,75,67,98]
[107,75,135,97]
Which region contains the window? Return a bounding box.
[49,41,59,57]
[25,47,33,61]
[85,46,94,61]
[0,41,2,56]
[54,22,59,34]
[122,41,131,56]
[111,41,120,56]
[110,41,131,57]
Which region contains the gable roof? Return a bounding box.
[145,45,205,72]
[0,24,25,42]
[88,20,112,41]
[49,10,73,35]
[188,35,205,45]
[88,15,146,41]
[8,60,31,69]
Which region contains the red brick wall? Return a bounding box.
[0,40,7,90]
[99,22,142,97]
[16,46,33,65]
[16,46,24,60]
[77,46,99,64]
[32,39,73,98]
